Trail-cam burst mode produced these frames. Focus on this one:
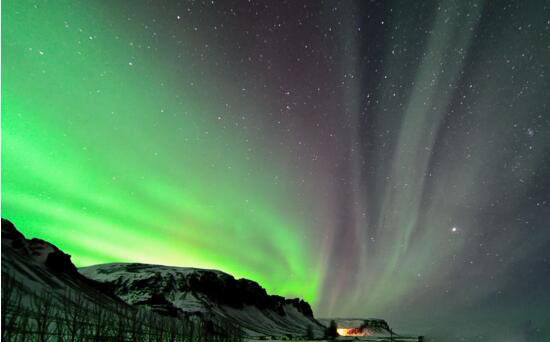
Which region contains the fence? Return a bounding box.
[1,271,242,342]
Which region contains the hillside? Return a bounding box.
[1,218,323,340]
[80,263,325,338]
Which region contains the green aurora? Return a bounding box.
[2,0,321,303]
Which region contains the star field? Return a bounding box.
[3,0,550,340]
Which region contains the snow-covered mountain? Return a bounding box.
[1,219,240,341]
[1,218,324,339]
[80,263,326,338]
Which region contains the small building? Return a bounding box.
[318,318,423,341]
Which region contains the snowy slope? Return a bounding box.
[1,218,122,303]
[80,263,326,338]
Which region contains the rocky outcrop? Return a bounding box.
[185,268,313,317]
[1,219,125,302]
[2,218,78,275]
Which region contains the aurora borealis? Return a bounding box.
[2,0,550,340]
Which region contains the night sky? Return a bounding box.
[3,0,550,340]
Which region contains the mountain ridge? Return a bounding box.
[1,218,324,338]
[79,262,324,337]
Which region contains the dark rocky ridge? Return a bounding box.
[184,267,313,317]
[2,218,78,275]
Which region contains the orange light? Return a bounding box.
[337,327,371,336]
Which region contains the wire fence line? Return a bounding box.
[1,271,242,342]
